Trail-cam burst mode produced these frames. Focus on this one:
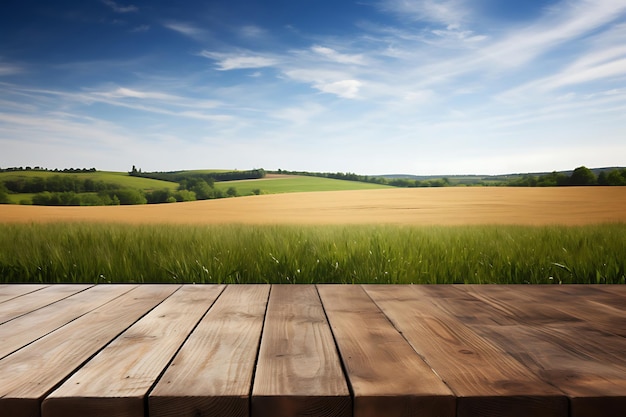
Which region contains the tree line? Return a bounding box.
[508,166,626,187]
[3,175,122,194]
[273,169,388,185]
[0,167,97,173]
[273,166,626,188]
[129,167,266,183]
[2,178,241,206]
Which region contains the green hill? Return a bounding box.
[213,175,390,195]
[0,170,178,204]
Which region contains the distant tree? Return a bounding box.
[146,188,173,204]
[107,189,147,205]
[191,180,214,200]
[569,166,596,186]
[226,187,238,197]
[0,183,10,204]
[606,170,626,186]
[174,189,196,202]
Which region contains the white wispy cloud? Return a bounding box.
[378,0,470,27]
[271,103,326,125]
[315,80,363,99]
[199,51,279,70]
[164,22,206,40]
[311,46,367,65]
[282,67,364,98]
[0,62,22,76]
[1,83,227,124]
[94,87,180,101]
[481,0,626,69]
[431,26,487,43]
[101,0,138,13]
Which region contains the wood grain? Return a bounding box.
[0,284,47,304]
[0,284,90,324]
[364,285,568,417]
[318,285,455,417]
[252,285,351,417]
[512,285,626,338]
[42,285,224,417]
[0,284,622,416]
[0,285,178,417]
[0,284,135,360]
[432,285,626,417]
[149,284,270,417]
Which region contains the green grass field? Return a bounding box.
[0,170,179,190]
[2,171,388,204]
[1,223,623,284]
[214,175,390,195]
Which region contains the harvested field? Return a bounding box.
[1,187,625,225]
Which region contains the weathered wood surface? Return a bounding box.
[0,285,48,304]
[0,284,623,417]
[149,285,269,417]
[251,285,351,417]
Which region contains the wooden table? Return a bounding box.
[0,284,624,417]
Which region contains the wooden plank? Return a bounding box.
[459,285,626,337]
[0,284,91,324]
[0,285,136,360]
[318,285,455,417]
[364,285,568,417]
[454,285,626,359]
[435,285,626,417]
[0,285,48,304]
[252,285,351,417]
[0,285,178,417]
[513,285,626,337]
[42,285,224,417]
[149,284,270,417]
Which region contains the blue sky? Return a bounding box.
[1,0,625,175]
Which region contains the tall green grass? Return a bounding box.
[0,223,624,284]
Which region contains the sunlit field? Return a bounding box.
[1,187,625,284]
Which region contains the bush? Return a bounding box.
[174,190,196,202]
[0,183,10,204]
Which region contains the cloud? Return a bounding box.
[431,26,487,43]
[378,0,470,27]
[314,80,362,99]
[481,0,626,69]
[200,51,278,70]
[164,22,206,40]
[271,103,326,125]
[94,87,180,101]
[0,64,21,76]
[101,0,138,13]
[0,83,226,125]
[311,46,366,65]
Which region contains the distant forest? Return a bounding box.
[128,166,266,183]
[1,165,625,207]
[272,166,626,187]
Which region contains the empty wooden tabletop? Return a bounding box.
[0,284,623,417]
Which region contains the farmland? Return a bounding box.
[213,174,389,195]
[1,186,624,225]
[0,187,624,284]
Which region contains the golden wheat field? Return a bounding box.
[1,187,625,225]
